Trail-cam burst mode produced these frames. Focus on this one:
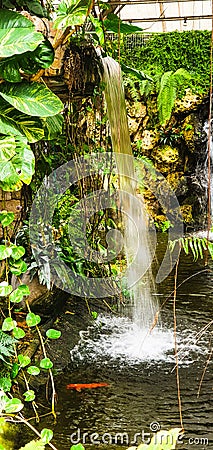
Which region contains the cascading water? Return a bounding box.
[102,56,158,330]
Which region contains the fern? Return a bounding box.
[169,236,211,261]
[157,68,191,125]
[0,330,16,365]
[157,71,177,126]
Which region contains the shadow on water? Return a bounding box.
[36,236,213,450]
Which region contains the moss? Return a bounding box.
[166,172,184,191]
[152,145,180,173]
[180,204,194,224]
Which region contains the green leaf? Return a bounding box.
[40,357,53,369]
[0,282,13,297]
[23,389,35,402]
[0,10,44,58]
[21,39,54,75]
[46,329,61,339]
[121,63,153,82]
[19,439,45,450]
[13,327,25,339]
[26,312,41,327]
[0,211,15,227]
[0,100,44,143]
[4,397,24,413]
[42,114,64,140]
[9,259,28,276]
[0,245,12,260]
[157,71,177,125]
[27,366,40,376]
[18,354,31,368]
[0,81,63,117]
[2,317,17,331]
[9,138,35,185]
[0,136,16,161]
[70,445,85,450]
[104,13,143,34]
[41,428,53,444]
[9,286,24,304]
[11,362,19,379]
[0,376,12,392]
[89,15,105,47]
[11,245,25,260]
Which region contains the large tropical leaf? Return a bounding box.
[42,114,64,140]
[0,136,35,191]
[54,0,91,29]
[121,63,153,82]
[0,39,54,82]
[0,81,63,117]
[104,13,143,34]
[0,9,44,58]
[0,100,44,142]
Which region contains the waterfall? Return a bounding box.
[102,56,158,329]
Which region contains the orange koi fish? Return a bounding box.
[66,382,109,392]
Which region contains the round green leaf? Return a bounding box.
[41,428,53,444]
[46,329,61,340]
[0,282,13,297]
[26,312,41,327]
[12,327,25,339]
[0,245,12,260]
[27,365,40,376]
[40,358,53,369]
[0,211,15,227]
[10,245,25,260]
[23,389,35,402]
[70,445,85,450]
[0,376,12,392]
[2,317,17,331]
[9,259,27,275]
[9,284,30,303]
[18,354,31,368]
[4,398,24,413]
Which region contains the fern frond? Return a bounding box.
[157,71,177,125]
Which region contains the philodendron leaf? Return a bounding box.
[4,398,24,413]
[41,428,53,444]
[0,100,44,143]
[0,282,13,297]
[10,244,25,260]
[46,329,61,339]
[104,13,143,34]
[23,389,35,402]
[0,245,12,260]
[0,9,44,58]
[0,211,15,227]
[2,317,16,331]
[18,354,31,367]
[40,358,53,369]
[0,81,63,117]
[26,312,41,327]
[9,259,28,276]
[27,366,40,376]
[9,284,30,303]
[13,327,25,339]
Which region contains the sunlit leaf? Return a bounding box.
[41,428,53,444]
[23,389,35,402]
[0,245,12,260]
[12,327,25,339]
[0,282,13,297]
[0,81,63,117]
[18,354,31,368]
[40,358,53,369]
[26,312,41,327]
[46,329,61,339]
[0,211,15,227]
[4,397,24,413]
[0,10,44,58]
[27,366,40,376]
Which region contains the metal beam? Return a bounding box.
[120,14,213,21]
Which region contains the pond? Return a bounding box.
[39,236,213,450]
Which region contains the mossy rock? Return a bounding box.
[180,204,194,224]
[152,145,180,172]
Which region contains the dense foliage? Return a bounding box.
[122,31,211,94]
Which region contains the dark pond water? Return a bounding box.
[39,237,213,450]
